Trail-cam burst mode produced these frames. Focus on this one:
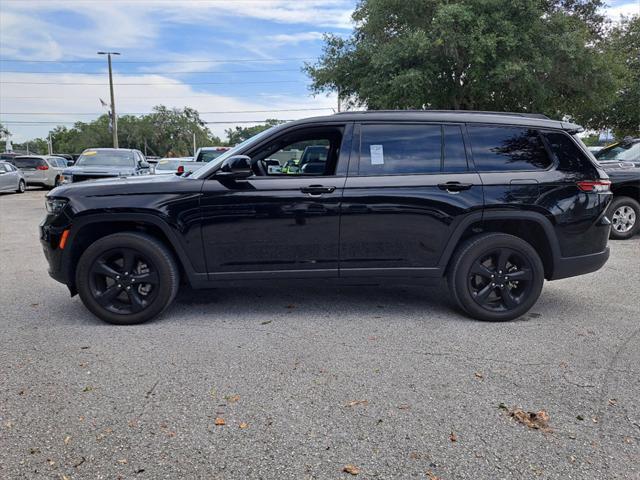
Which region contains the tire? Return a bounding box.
[447,233,545,322]
[76,232,179,325]
[607,196,639,240]
[16,180,26,193]
[53,176,61,188]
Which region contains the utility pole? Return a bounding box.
[193,132,197,156]
[97,51,120,148]
[48,133,53,155]
[337,87,341,113]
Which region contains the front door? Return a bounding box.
[200,124,352,280]
[340,122,484,277]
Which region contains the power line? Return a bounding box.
[0,93,312,99]
[0,80,305,85]
[0,119,295,125]
[0,68,302,75]
[0,57,315,64]
[0,108,332,115]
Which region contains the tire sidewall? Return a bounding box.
[76,233,178,325]
[450,234,545,322]
[17,180,25,193]
[608,196,640,240]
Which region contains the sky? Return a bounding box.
[0,0,638,144]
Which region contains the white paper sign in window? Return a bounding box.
[370,144,384,165]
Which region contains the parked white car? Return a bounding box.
[12,155,69,188]
[0,161,26,193]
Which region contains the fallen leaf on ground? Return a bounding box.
[63,435,71,445]
[508,407,551,432]
[214,417,225,426]
[345,400,368,407]
[82,386,93,393]
[239,422,249,429]
[608,398,617,406]
[225,394,240,404]
[449,431,457,442]
[576,415,584,421]
[118,458,128,464]
[342,464,360,475]
[426,471,440,480]
[474,372,484,379]
[398,404,411,410]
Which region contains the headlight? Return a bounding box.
[45,198,68,214]
[61,175,73,184]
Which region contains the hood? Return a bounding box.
[606,166,640,184]
[48,172,199,198]
[63,165,137,175]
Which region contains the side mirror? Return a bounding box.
[139,161,150,169]
[216,155,252,179]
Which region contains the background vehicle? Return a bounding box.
[595,138,640,167]
[602,165,640,239]
[0,161,25,193]
[193,146,230,163]
[12,155,68,188]
[60,148,150,184]
[41,111,612,325]
[153,157,197,175]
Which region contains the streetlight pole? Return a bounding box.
[97,51,120,148]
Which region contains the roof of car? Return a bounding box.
[289,110,582,132]
[82,148,137,152]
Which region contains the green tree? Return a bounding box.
[224,119,286,146]
[305,0,617,126]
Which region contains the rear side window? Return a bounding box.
[469,126,551,171]
[443,125,468,172]
[13,157,45,169]
[542,131,595,173]
[359,124,441,175]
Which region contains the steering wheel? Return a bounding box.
[253,158,268,176]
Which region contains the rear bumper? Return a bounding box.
[549,247,610,280]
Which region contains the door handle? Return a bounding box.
[438,182,473,193]
[300,185,336,195]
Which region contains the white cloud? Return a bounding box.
[603,1,640,20]
[0,72,337,142]
[266,32,326,45]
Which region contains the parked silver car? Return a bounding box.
[12,155,69,188]
[0,161,26,193]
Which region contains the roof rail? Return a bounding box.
[334,109,550,120]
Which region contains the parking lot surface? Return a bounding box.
[1,189,639,479]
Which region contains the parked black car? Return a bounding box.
[60,148,150,184]
[41,111,612,325]
[602,165,640,239]
[595,137,640,168]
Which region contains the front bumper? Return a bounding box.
[40,219,71,286]
[549,247,610,280]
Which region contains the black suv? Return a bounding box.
[41,111,612,325]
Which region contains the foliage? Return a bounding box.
[224,119,286,146]
[305,0,624,129]
[10,106,222,156]
[0,123,10,142]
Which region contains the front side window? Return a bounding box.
[469,126,551,171]
[75,150,135,167]
[359,124,441,176]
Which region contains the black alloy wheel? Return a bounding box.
[448,233,544,321]
[76,232,179,325]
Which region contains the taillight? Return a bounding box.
[37,165,49,170]
[177,165,184,174]
[577,180,611,192]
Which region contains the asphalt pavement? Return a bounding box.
[1,189,638,479]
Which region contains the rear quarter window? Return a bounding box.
[468,126,551,172]
[542,131,598,174]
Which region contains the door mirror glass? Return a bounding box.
[217,155,253,178]
[139,161,150,169]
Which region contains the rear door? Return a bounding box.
[0,163,15,190]
[339,122,484,277]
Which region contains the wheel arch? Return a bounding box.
[439,211,561,280]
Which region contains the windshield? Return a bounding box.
[76,150,135,167]
[191,126,282,179]
[595,142,640,162]
[155,159,181,170]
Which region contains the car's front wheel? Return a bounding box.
[447,233,545,322]
[76,232,179,325]
[16,180,26,193]
[608,196,639,240]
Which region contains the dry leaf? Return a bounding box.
[63,435,71,445]
[474,372,484,379]
[345,400,368,407]
[608,398,617,406]
[214,417,225,426]
[226,394,240,404]
[62,475,70,480]
[508,407,551,432]
[342,464,360,475]
[449,431,457,442]
[118,459,128,464]
[426,471,440,480]
[398,404,411,410]
[239,422,249,429]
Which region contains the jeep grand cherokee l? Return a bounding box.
[41,111,612,325]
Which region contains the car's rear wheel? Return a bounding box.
[607,196,639,240]
[16,180,26,193]
[76,232,179,325]
[447,233,544,322]
[53,176,61,188]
